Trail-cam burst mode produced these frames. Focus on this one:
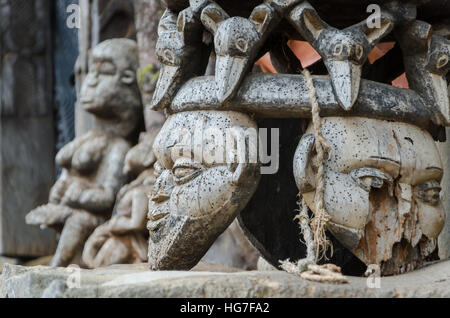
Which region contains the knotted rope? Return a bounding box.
[280,69,347,284]
[303,68,332,262]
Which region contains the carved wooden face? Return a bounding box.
[79,39,141,129]
[147,111,260,270]
[294,117,445,266]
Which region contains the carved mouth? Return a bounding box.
[147,209,169,231]
[81,98,105,115]
[81,97,94,104]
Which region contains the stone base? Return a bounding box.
[1,261,449,298]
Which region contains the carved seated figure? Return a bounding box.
[26,39,142,267]
[147,110,260,270]
[294,117,445,274]
[82,131,158,268]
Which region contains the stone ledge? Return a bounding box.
[1,261,449,298]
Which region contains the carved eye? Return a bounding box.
[235,37,249,53]
[355,44,364,60]
[333,43,344,56]
[436,54,449,69]
[172,160,202,184]
[350,168,393,192]
[415,181,441,205]
[163,49,175,64]
[97,61,116,75]
[154,161,165,178]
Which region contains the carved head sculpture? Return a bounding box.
[201,2,277,103]
[80,38,142,137]
[294,117,445,273]
[147,110,260,270]
[287,2,394,110]
[151,7,208,111]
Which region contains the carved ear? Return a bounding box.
[289,2,328,43]
[398,20,432,49]
[200,3,229,34]
[293,133,316,193]
[250,4,275,35]
[158,9,178,36]
[360,15,394,46]
[121,69,136,85]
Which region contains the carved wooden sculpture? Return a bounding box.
[287,2,394,110]
[397,21,450,126]
[151,7,209,111]
[147,111,260,270]
[294,118,445,274]
[147,0,449,275]
[26,39,142,267]
[201,2,279,103]
[82,131,158,268]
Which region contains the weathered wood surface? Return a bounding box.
[163,0,450,26]
[0,0,57,257]
[171,74,443,138]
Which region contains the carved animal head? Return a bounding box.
[398,21,450,125]
[425,35,450,76]
[426,35,450,124]
[288,2,393,110]
[151,8,207,111]
[201,3,276,104]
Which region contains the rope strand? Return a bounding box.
[280,68,347,284]
[302,68,332,262]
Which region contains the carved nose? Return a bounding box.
[151,171,174,203]
[86,73,99,87]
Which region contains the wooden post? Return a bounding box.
[0,0,57,257]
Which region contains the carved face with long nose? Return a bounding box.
[294,117,445,273]
[201,3,276,104]
[288,2,393,110]
[147,111,260,270]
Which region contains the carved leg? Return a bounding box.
[82,223,111,268]
[50,211,103,267]
[91,237,131,268]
